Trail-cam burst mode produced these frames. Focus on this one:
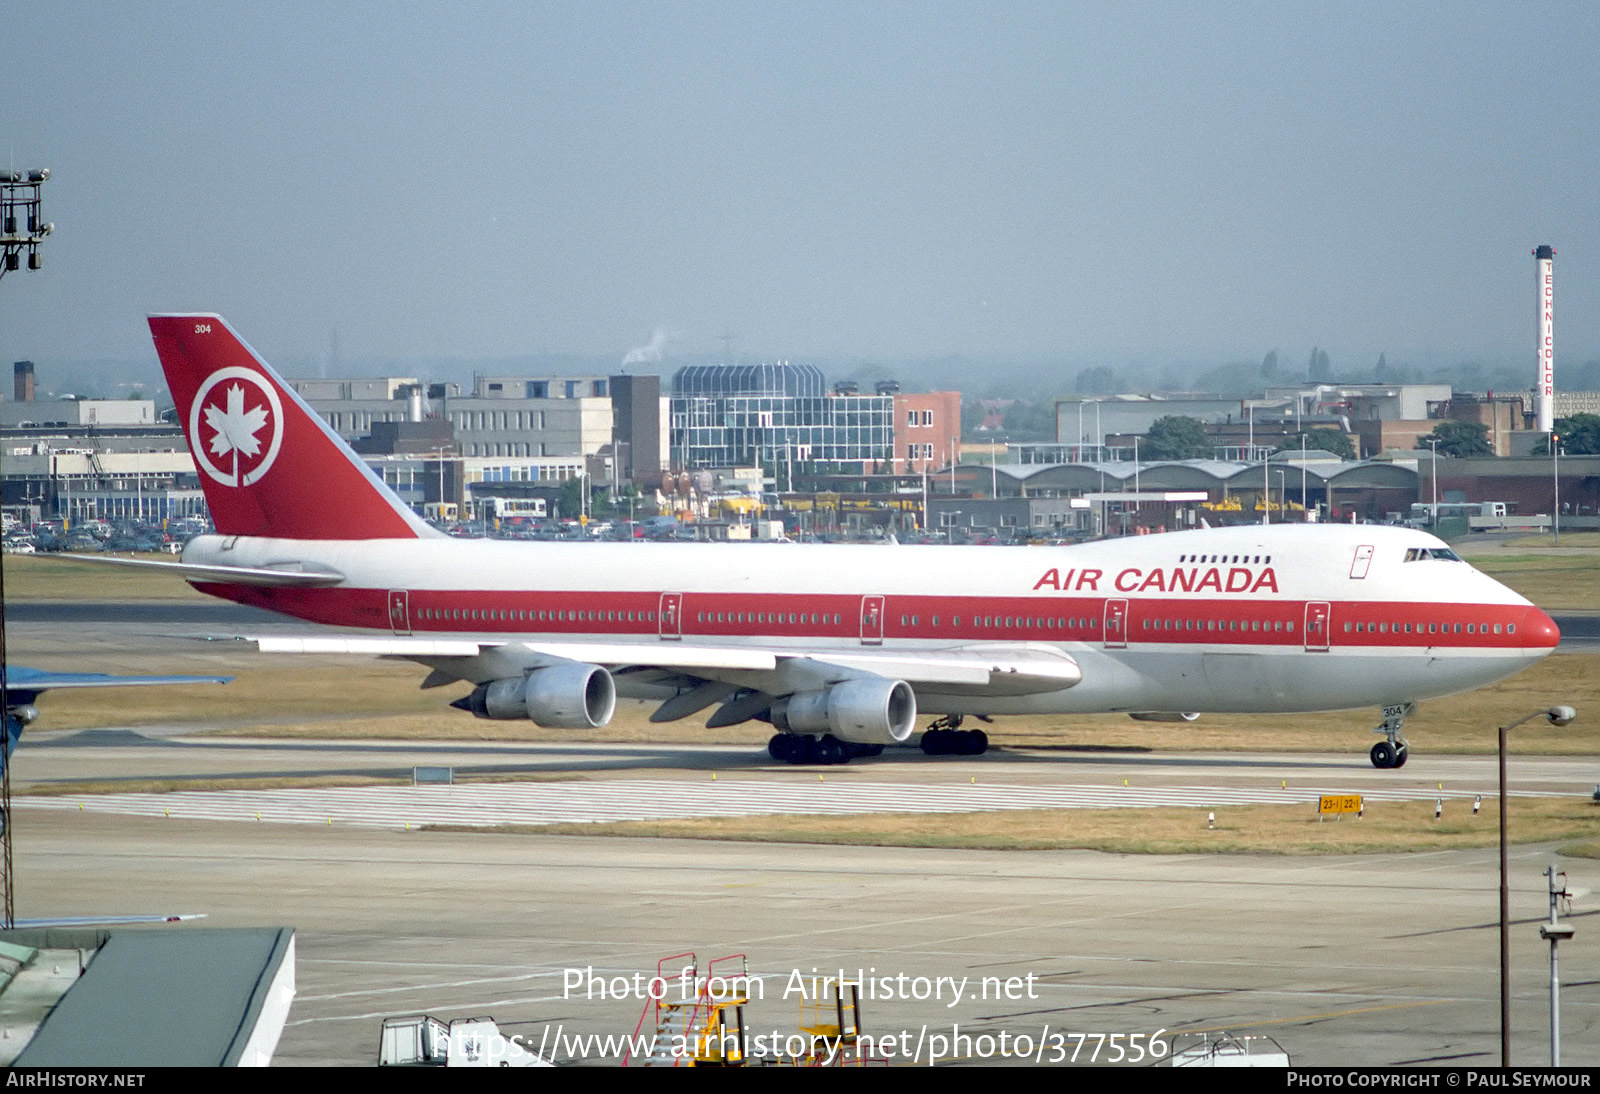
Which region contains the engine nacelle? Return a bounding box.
[769,678,916,745]
[459,663,617,729]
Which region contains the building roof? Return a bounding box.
[673,362,826,399]
[945,458,1417,493]
[12,927,294,1067]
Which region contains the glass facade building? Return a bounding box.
[670,363,895,471]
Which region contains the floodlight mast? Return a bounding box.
[0,165,51,929]
[0,167,52,279]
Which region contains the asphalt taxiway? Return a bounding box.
[5,606,1598,1066]
[18,810,1598,1067]
[10,730,1600,1067]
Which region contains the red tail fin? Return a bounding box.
[149,314,432,540]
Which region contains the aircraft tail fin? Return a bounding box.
[148,314,436,540]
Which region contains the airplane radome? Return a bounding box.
[102,314,1558,770]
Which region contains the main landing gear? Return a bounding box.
[1369,704,1413,769]
[919,714,989,757]
[767,734,883,766]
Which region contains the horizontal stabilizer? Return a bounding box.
[52,553,345,588]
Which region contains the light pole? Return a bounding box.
[1262,452,1270,526]
[1541,866,1575,1066]
[1,166,52,934]
[1425,438,1439,525]
[1552,432,1561,546]
[1499,705,1576,1066]
[1300,433,1308,517]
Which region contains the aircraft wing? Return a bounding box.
[10,914,208,928]
[248,634,1083,697]
[5,666,234,704]
[4,666,234,774]
[243,633,1081,726]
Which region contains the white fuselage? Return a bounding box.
[185,522,1557,717]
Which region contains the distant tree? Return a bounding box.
[1140,416,1213,460]
[1260,350,1279,379]
[556,476,585,519]
[1419,421,1493,458]
[1373,353,1389,382]
[1533,413,1600,456]
[1275,429,1355,460]
[1308,347,1331,381]
[1074,366,1119,395]
[1558,413,1600,455]
[959,397,987,438]
[1001,400,1056,441]
[1565,359,1600,390]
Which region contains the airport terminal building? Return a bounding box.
[669,362,897,472]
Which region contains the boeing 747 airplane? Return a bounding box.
[98,315,1559,768]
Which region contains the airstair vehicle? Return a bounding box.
[625,952,871,1067]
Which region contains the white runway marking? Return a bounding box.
[15,779,1541,831]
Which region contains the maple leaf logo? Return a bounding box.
[189,369,285,488]
[204,384,270,461]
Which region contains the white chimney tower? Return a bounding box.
[1534,245,1555,433]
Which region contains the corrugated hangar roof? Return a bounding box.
[956,459,1417,492]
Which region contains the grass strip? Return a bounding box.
[453,797,1600,855]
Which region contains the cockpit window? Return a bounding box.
[1404,547,1462,562]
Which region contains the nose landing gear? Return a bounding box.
[1369,704,1413,769]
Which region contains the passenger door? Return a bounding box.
[387,590,411,635]
[859,595,885,645]
[658,593,682,640]
[1304,601,1331,652]
[1103,598,1128,649]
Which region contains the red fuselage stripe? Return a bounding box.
[197,584,1558,651]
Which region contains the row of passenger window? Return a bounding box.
[898,615,1103,631]
[1141,618,1293,633]
[697,611,842,626]
[1344,620,1514,636]
[417,608,657,624]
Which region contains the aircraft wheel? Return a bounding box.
[967,729,989,755]
[921,729,949,755]
[768,734,792,762]
[1392,746,1408,768]
[1370,741,1396,769]
[816,736,849,765]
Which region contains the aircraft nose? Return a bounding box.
[1521,605,1561,649]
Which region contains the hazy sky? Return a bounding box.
[4,1,1598,376]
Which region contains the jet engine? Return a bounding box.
[456,663,617,729]
[769,678,916,745]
